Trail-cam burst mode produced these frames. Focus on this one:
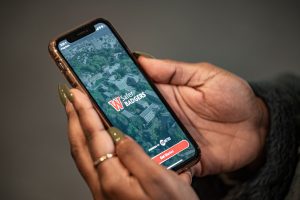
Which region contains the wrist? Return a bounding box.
[256,97,270,147]
[247,96,269,171]
[222,97,270,183]
[221,79,300,199]
[237,97,269,172]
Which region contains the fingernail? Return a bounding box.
[58,84,67,106]
[107,127,125,143]
[132,51,155,59]
[61,84,74,103]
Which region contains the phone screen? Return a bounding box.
[57,21,199,170]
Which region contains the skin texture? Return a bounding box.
[62,57,269,199]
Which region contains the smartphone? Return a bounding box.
[49,18,200,172]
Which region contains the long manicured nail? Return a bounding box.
[58,84,67,106]
[132,51,155,59]
[61,84,74,103]
[107,127,125,143]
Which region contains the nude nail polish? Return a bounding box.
[107,127,125,143]
[58,84,67,106]
[61,84,74,102]
[132,51,155,59]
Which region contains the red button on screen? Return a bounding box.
[151,140,189,165]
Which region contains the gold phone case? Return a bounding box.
[48,39,111,129]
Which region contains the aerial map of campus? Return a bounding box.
[58,23,196,168]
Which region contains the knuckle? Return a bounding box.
[164,59,181,68]
[101,177,122,196]
[85,119,102,135]
[71,91,93,113]
[73,90,91,107]
[85,129,97,142]
[148,169,164,184]
[163,58,175,64]
[70,144,82,161]
[198,61,212,66]
[116,138,136,156]
[197,62,217,69]
[76,100,93,115]
[76,107,102,134]
[65,104,76,120]
[85,129,107,145]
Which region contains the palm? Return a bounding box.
[149,62,267,176]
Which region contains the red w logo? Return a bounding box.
[108,97,124,112]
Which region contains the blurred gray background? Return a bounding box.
[0,0,299,199]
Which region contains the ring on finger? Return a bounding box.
[93,153,117,168]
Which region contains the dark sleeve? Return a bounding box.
[224,74,300,200]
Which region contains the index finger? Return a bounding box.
[138,57,201,86]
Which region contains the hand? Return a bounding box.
[136,56,269,176]
[59,85,199,200]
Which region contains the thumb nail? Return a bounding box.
[132,51,155,59]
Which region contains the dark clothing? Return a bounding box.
[192,74,300,200]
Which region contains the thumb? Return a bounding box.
[137,56,201,86]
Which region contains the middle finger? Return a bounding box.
[69,88,149,199]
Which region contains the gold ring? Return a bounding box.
[93,153,116,167]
